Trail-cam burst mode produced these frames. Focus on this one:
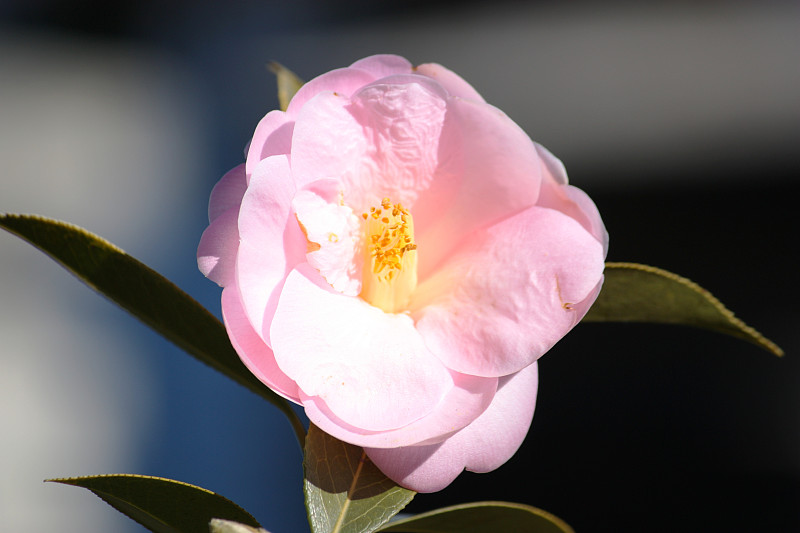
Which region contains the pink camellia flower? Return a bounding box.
[198,54,607,492]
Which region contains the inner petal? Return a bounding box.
[293,184,362,296]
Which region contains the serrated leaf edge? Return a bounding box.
[377,500,574,533]
[604,262,783,356]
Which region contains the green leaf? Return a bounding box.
[304,424,416,533]
[584,262,783,356]
[268,62,304,112]
[0,214,305,445]
[377,501,573,533]
[49,474,261,533]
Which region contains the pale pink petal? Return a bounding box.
[342,79,448,210]
[208,164,247,222]
[303,368,497,449]
[286,68,375,117]
[366,363,538,493]
[415,63,486,102]
[221,287,300,402]
[350,54,413,79]
[245,110,294,177]
[568,277,605,324]
[290,91,369,192]
[197,207,239,287]
[534,141,568,185]
[537,181,609,255]
[354,74,449,100]
[534,143,609,253]
[293,186,362,296]
[564,185,609,255]
[270,265,453,432]
[413,97,543,280]
[236,154,305,346]
[412,206,605,377]
[291,80,449,213]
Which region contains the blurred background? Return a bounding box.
[1,1,798,531]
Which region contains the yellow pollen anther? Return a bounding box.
[360,198,417,313]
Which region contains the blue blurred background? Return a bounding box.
[1,1,798,532]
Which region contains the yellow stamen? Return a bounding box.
[360,197,417,313]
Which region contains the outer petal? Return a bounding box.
[236,154,305,346]
[534,141,568,185]
[245,110,294,177]
[412,206,605,377]
[415,63,486,102]
[366,363,538,493]
[208,164,247,222]
[302,369,497,449]
[413,97,543,280]
[221,286,300,402]
[564,185,609,255]
[350,54,413,79]
[567,277,604,326]
[270,265,453,433]
[286,68,375,117]
[197,207,239,287]
[534,142,609,253]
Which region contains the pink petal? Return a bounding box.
[293,186,362,295]
[534,143,609,253]
[564,185,609,255]
[568,276,605,324]
[236,154,305,346]
[342,78,448,210]
[415,63,486,102]
[366,362,538,493]
[286,68,375,117]
[291,79,449,213]
[290,91,369,192]
[221,286,300,402]
[245,110,294,177]
[412,206,605,377]
[197,207,239,287]
[412,97,543,280]
[350,54,413,79]
[538,181,609,256]
[208,164,247,222]
[534,141,568,185]
[270,265,453,433]
[303,368,497,449]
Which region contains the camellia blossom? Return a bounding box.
[198,54,607,492]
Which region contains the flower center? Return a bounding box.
[360,197,418,313]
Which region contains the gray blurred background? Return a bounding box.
[1,1,798,532]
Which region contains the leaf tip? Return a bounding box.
[601,262,784,357]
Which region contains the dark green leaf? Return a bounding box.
[49,474,261,533]
[268,62,304,112]
[0,214,305,444]
[584,262,783,356]
[304,424,415,533]
[377,501,573,533]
